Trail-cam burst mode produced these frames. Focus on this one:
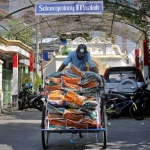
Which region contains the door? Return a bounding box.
[2,69,12,106]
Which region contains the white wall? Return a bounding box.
[43,55,68,79]
[127,39,137,64]
[116,35,137,64]
[43,58,56,79]
[55,56,67,71]
[101,57,132,68]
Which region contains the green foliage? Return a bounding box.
[22,74,32,85]
[33,74,42,90]
[21,74,42,90]
[62,46,71,55]
[2,18,35,46]
[85,36,92,41]
[59,32,92,41]
[105,3,148,29]
[0,12,4,19]
[106,33,112,38]
[59,34,71,40]
[82,32,92,41]
[116,7,147,28]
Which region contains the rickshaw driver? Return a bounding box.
[57,44,98,73]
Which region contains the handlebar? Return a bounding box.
[135,81,150,93]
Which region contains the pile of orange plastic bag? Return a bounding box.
[44,65,104,130]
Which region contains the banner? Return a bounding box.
[35,1,103,15]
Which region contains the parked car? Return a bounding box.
[103,66,145,94]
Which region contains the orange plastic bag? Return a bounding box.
[67,119,87,129]
[61,75,81,84]
[45,85,62,91]
[49,119,66,126]
[62,80,80,90]
[80,116,97,128]
[64,91,83,106]
[48,114,62,119]
[48,90,64,100]
[64,109,84,114]
[50,77,61,84]
[45,77,61,85]
[70,65,85,78]
[49,119,66,130]
[63,109,83,121]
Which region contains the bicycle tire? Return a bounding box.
[106,104,121,119]
[101,101,107,149]
[106,104,113,119]
[41,105,49,149]
[129,105,145,120]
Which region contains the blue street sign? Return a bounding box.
[35,1,103,15]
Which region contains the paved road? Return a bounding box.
[0,109,150,150]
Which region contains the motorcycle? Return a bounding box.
[18,85,32,98]
[18,84,44,111]
[134,80,150,115]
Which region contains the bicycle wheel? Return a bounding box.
[106,103,113,119]
[41,105,49,149]
[129,104,145,120]
[106,104,121,119]
[106,94,113,119]
[101,101,108,149]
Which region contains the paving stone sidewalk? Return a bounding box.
[0,109,150,150]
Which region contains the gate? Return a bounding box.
[2,69,12,106]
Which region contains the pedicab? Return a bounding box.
[41,66,108,149]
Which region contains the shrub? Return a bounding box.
[62,46,71,55]
[33,74,42,90]
[22,74,32,85]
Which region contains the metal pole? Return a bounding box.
[148,25,150,51]
[36,16,39,75]
[147,24,150,81]
[40,34,44,86]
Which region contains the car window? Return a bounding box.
[107,71,137,82]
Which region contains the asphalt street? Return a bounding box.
[0,109,150,150]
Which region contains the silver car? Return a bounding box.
[104,66,145,94]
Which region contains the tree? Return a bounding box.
[2,18,35,46]
[62,45,71,55]
[22,74,32,85]
[33,74,42,90]
[21,74,42,91]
